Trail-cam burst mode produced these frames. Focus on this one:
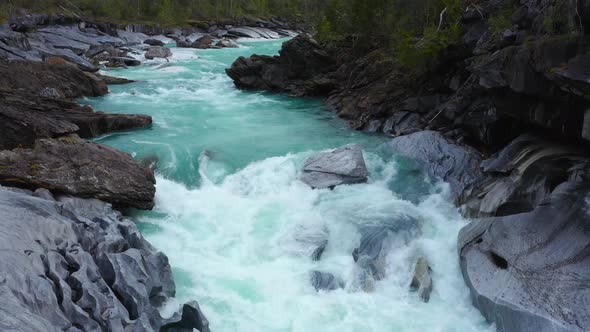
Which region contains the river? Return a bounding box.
[84,38,492,332]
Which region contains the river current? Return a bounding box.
[85,38,492,332]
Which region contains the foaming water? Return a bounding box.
[85,39,492,331]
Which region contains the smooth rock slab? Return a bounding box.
[300,144,368,189]
[145,46,172,60]
[459,182,590,332]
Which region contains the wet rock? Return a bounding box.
[410,256,433,302]
[460,134,590,218]
[300,144,368,189]
[145,46,172,60]
[310,271,345,292]
[215,39,238,48]
[0,187,208,332]
[108,56,141,67]
[383,131,482,201]
[192,35,214,49]
[351,216,421,292]
[227,27,280,39]
[459,182,590,332]
[144,38,165,46]
[0,135,155,210]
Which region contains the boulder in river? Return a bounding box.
[192,35,214,49]
[383,131,482,201]
[460,133,590,218]
[0,186,208,332]
[310,271,345,292]
[409,256,433,302]
[144,38,165,46]
[458,182,590,332]
[145,46,172,60]
[300,144,368,189]
[0,135,156,210]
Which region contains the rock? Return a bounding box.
[94,73,136,85]
[227,27,280,39]
[350,216,421,292]
[458,182,590,332]
[0,59,107,98]
[382,131,482,201]
[0,135,155,210]
[215,39,238,48]
[409,256,433,302]
[39,87,62,99]
[0,89,151,150]
[108,56,141,67]
[460,134,590,218]
[191,35,214,49]
[226,35,337,96]
[310,271,345,292]
[145,46,172,60]
[300,144,368,189]
[144,38,165,46]
[0,187,208,332]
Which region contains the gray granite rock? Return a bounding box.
[145,46,172,60]
[383,131,482,201]
[409,256,433,302]
[0,188,209,332]
[300,144,368,189]
[459,182,590,332]
[310,271,345,292]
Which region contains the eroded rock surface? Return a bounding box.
[410,256,433,302]
[310,271,345,292]
[459,183,590,332]
[0,187,209,332]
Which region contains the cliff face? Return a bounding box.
[226,1,590,331]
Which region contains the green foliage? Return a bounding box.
[316,0,465,68]
[6,0,327,25]
[489,14,511,35]
[542,0,574,34]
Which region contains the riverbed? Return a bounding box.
[84,38,492,332]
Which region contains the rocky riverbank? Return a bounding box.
[226,1,590,331]
[0,11,288,331]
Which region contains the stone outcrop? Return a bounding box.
[0,186,209,332]
[0,59,107,98]
[0,135,156,210]
[226,35,337,96]
[460,134,590,218]
[459,182,590,332]
[0,61,151,150]
[300,144,368,189]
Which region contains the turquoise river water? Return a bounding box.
[84,38,492,332]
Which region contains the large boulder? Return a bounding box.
[383,131,482,201]
[300,144,368,189]
[226,35,337,96]
[458,182,590,332]
[145,46,172,60]
[191,35,214,49]
[144,38,165,46]
[0,187,209,332]
[0,135,155,210]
